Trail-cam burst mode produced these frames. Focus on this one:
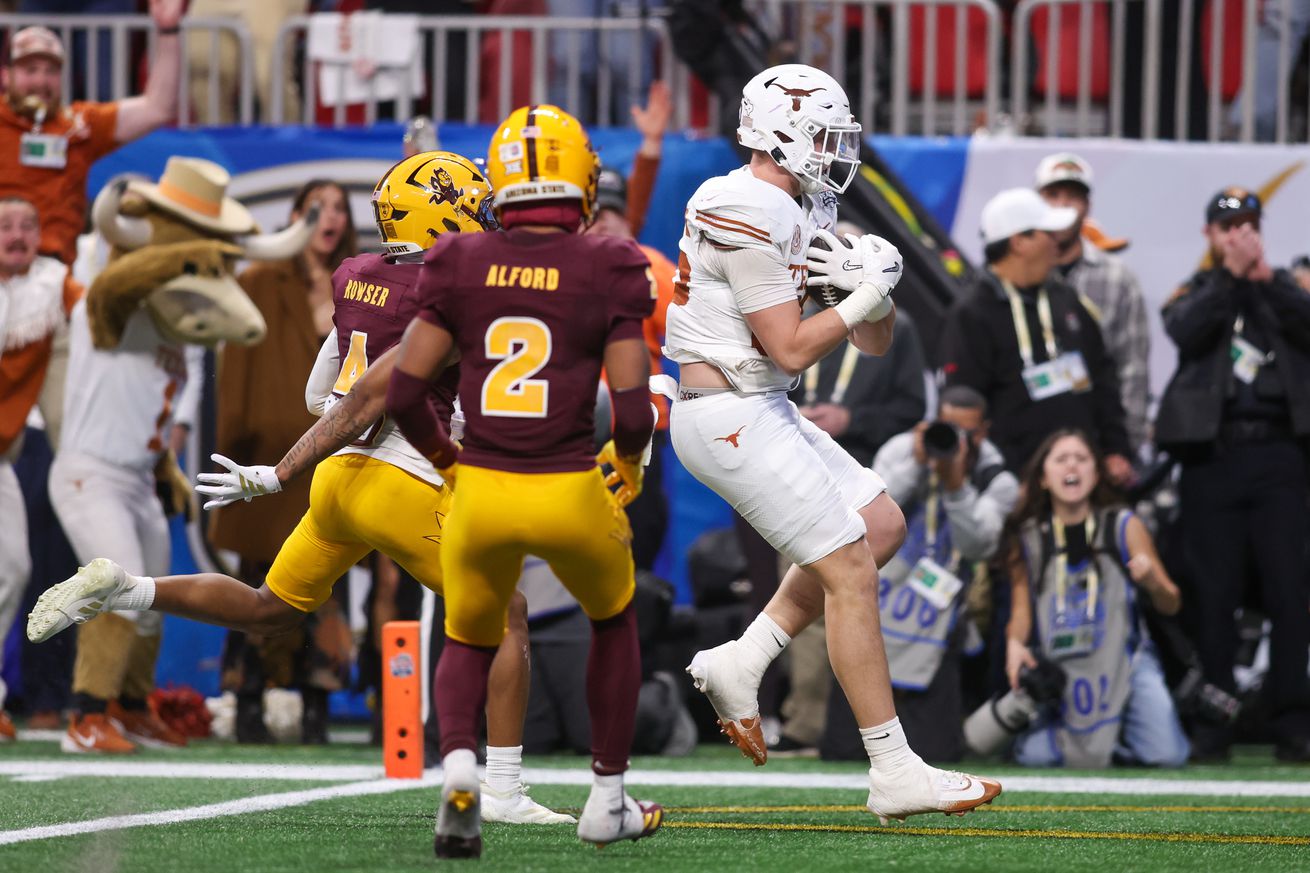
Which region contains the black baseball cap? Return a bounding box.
[596,166,627,215]
[1206,187,1262,225]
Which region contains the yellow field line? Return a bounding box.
[664,821,1310,847]
[670,804,1310,815]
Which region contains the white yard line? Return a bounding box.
[2,760,1309,847]
[0,777,434,847]
[2,759,1310,798]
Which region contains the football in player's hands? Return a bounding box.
[803,231,852,309]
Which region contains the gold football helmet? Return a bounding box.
[372,150,498,256]
[486,105,599,222]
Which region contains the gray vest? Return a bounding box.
[1019,507,1134,768]
[879,493,967,691]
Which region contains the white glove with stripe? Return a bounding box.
[195,453,282,510]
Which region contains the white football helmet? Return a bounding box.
[737,64,862,195]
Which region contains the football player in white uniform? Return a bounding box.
[667,64,1002,822]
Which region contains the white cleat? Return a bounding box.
[867,762,1002,825]
[480,782,576,824]
[576,789,663,848]
[686,641,767,765]
[434,754,482,859]
[27,558,131,644]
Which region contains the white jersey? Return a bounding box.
[60,300,196,473]
[304,330,445,488]
[664,165,837,393]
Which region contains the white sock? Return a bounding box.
[861,716,919,776]
[590,771,624,803]
[442,748,478,788]
[739,613,790,677]
[484,745,522,794]
[111,576,156,611]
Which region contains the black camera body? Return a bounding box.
[1174,667,1243,725]
[923,420,961,460]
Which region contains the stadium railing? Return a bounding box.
[1012,0,1307,143]
[266,13,679,129]
[264,3,1002,138]
[0,14,254,127]
[4,3,1305,142]
[756,0,1004,137]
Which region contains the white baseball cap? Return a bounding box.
[1035,152,1093,191]
[979,188,1078,245]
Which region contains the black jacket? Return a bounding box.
[1155,267,1310,452]
[938,270,1129,474]
[788,312,928,467]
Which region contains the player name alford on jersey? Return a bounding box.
[484,264,561,291]
[340,278,392,308]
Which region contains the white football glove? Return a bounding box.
[195,453,282,511]
[806,229,902,328]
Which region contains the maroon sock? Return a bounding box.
[587,602,640,775]
[434,638,496,758]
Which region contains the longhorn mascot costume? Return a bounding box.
[49,157,316,753]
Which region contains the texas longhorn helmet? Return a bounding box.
[371,150,499,257]
[485,104,600,222]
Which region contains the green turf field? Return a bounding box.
[3,734,1310,872]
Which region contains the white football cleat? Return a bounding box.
[866,762,1002,825]
[576,789,663,847]
[434,753,482,859]
[27,558,131,643]
[686,641,767,765]
[480,782,576,824]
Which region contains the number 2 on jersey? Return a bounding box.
[481,317,552,418]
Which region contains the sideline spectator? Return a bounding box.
[185,0,307,124]
[623,80,671,238]
[939,188,1132,482]
[588,164,673,570]
[0,0,182,265]
[1155,188,1310,763]
[0,196,81,741]
[1035,154,1151,458]
[863,386,1019,761]
[15,0,133,103]
[1004,430,1188,768]
[1291,255,1310,292]
[209,179,355,744]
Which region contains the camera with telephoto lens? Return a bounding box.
[923,420,962,460]
[1173,667,1243,725]
[963,653,1068,755]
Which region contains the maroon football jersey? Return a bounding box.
[416,228,655,473]
[332,253,459,437]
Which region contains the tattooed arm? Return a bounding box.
[273,346,399,484]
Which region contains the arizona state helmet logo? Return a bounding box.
[429,167,461,208]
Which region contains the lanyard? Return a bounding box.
[803,342,861,406]
[1052,514,1098,620]
[1003,279,1058,369]
[923,473,960,572]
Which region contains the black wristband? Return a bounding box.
[158,26,180,35]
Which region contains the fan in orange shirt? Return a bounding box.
[589,165,674,571]
[0,195,82,742]
[0,1,183,266]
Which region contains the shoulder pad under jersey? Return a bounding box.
[684,170,802,256]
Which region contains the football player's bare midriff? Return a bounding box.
[678,360,734,390]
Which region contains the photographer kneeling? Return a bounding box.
[997,430,1189,768]
[871,387,1019,760]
